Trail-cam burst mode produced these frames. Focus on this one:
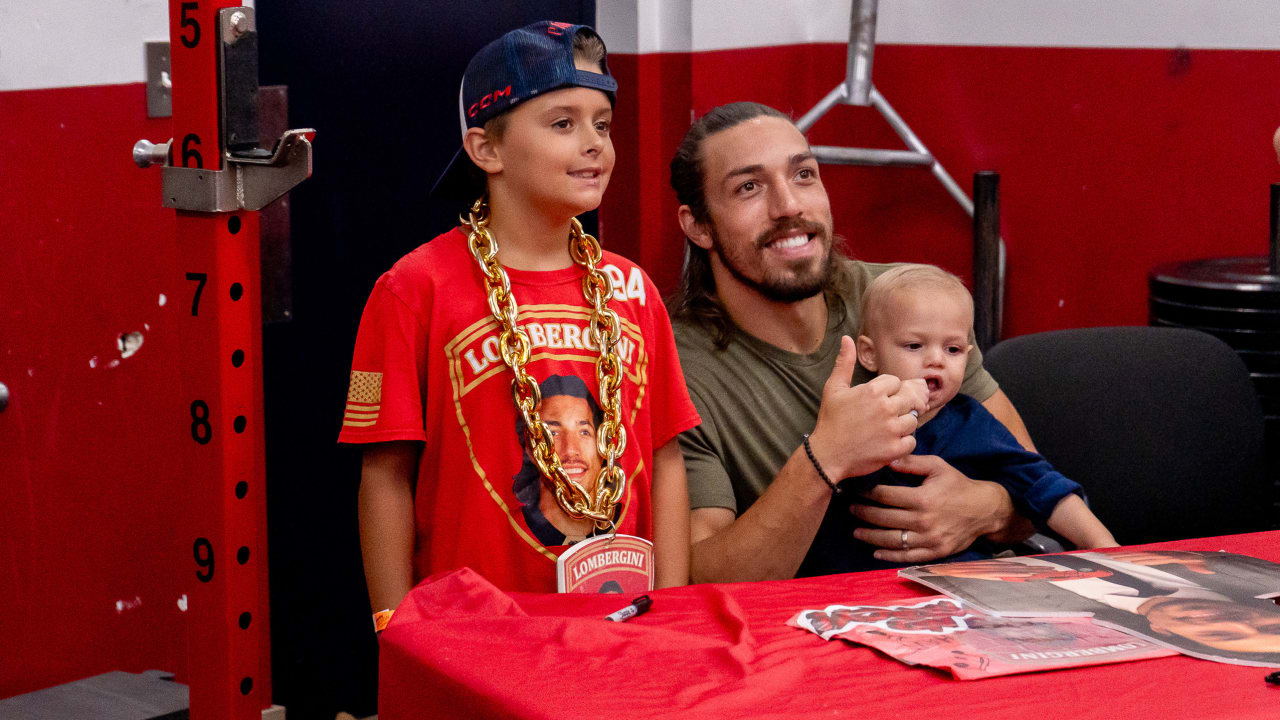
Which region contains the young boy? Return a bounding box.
[802,264,1115,576]
[341,22,700,629]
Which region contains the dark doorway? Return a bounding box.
[255,2,596,717]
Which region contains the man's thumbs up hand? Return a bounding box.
[808,336,928,480]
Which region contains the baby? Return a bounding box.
[802,264,1116,575]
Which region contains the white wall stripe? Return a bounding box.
[637,0,692,57]
[0,0,254,93]
[601,0,1280,55]
[598,1,642,55]
[600,0,693,55]
[4,1,1276,92]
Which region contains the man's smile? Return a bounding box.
[766,232,811,250]
[757,220,827,261]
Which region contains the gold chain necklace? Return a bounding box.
[463,197,628,532]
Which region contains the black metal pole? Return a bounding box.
[973,171,1000,352]
[1270,183,1279,276]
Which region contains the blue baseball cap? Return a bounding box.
[432,21,618,209]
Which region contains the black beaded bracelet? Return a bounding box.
[802,433,840,493]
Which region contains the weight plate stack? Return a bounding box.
[1150,256,1280,525]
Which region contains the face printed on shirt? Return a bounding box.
[541,393,603,493]
[512,374,608,545]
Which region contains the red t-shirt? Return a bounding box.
[339,228,700,593]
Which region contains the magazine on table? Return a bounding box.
[899,550,1280,667]
[790,595,1175,679]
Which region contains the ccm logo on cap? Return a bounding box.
[468,85,512,118]
[547,21,573,36]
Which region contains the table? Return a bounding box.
[379,532,1280,719]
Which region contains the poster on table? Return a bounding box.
[899,550,1280,667]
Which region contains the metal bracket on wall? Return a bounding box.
[143,129,314,212]
[795,0,1006,341]
[133,128,313,212]
[135,8,303,325]
[146,41,172,118]
[796,0,979,214]
[133,7,315,213]
[219,8,262,155]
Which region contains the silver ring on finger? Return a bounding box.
[901,529,910,550]
[908,409,919,419]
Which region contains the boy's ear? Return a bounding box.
[463,127,502,174]
[678,205,713,250]
[856,335,878,372]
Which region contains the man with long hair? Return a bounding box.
[668,102,1037,583]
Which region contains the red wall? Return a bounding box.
[0,83,187,695]
[602,51,693,295]
[603,43,1280,339]
[0,83,271,705]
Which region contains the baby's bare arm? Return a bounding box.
[1048,494,1118,549]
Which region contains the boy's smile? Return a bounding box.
[568,166,604,183]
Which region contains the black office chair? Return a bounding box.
[983,326,1268,545]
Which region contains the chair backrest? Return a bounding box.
[983,326,1268,545]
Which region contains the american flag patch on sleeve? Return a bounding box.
[343,370,383,427]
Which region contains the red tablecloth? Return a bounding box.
[379,532,1280,719]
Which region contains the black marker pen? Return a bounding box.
[605,595,652,622]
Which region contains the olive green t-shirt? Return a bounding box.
[673,260,999,513]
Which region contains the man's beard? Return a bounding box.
[710,218,835,303]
